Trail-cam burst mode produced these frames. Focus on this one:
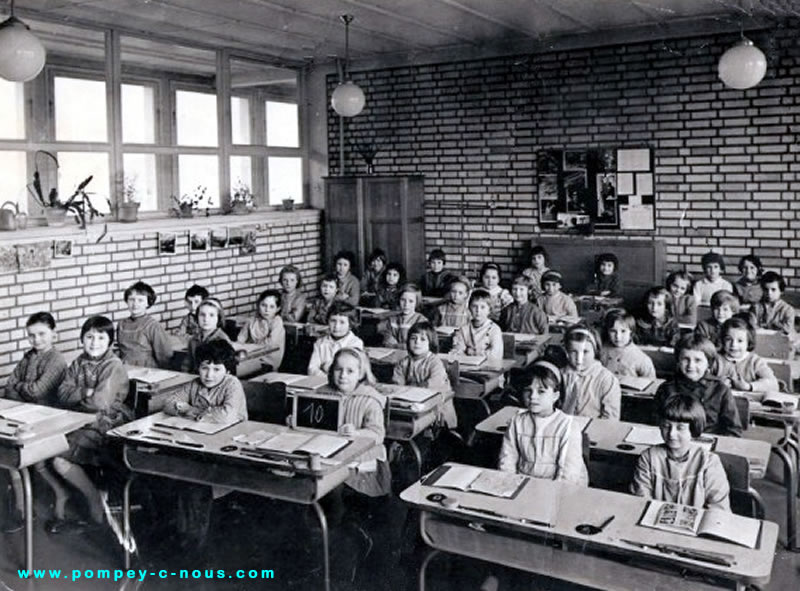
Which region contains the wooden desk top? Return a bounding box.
[475,406,591,436]
[124,365,197,394]
[402,463,778,586]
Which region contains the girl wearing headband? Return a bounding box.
[562,325,621,419]
[498,355,588,484]
[185,298,231,372]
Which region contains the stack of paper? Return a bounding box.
[128,368,178,384]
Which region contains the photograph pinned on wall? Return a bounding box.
[0,245,17,274]
[228,227,245,246]
[597,148,616,172]
[158,232,177,255]
[240,229,257,255]
[189,229,210,252]
[595,173,618,227]
[563,150,587,171]
[537,150,561,175]
[17,241,52,271]
[53,239,73,259]
[563,171,589,213]
[210,227,228,248]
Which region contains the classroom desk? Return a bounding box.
[169,338,278,377]
[125,365,197,417]
[112,413,376,591]
[0,400,95,571]
[402,463,778,591]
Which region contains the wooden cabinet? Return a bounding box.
[324,176,426,280]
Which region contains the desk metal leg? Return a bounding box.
[771,445,798,552]
[123,475,134,569]
[418,549,441,591]
[20,467,33,572]
[407,439,423,482]
[310,501,330,591]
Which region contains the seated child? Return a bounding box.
[693,252,733,306]
[279,265,307,323]
[173,284,208,339]
[498,356,588,484]
[666,271,697,325]
[654,333,741,437]
[694,290,739,349]
[714,317,779,393]
[333,250,360,307]
[307,273,339,325]
[478,262,513,321]
[237,289,285,372]
[185,298,231,372]
[4,312,67,404]
[636,286,679,347]
[392,321,457,429]
[521,245,550,301]
[499,276,548,335]
[420,248,455,298]
[631,393,730,511]
[116,281,174,368]
[562,326,621,419]
[49,316,132,533]
[373,262,404,309]
[361,248,387,294]
[451,288,504,362]
[329,348,391,497]
[599,309,656,378]
[753,271,795,337]
[165,340,247,423]
[378,284,427,348]
[432,276,471,329]
[537,270,578,319]
[734,254,763,306]
[308,301,364,376]
[587,252,621,297]
[2,312,68,532]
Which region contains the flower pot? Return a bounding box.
[282,199,294,211]
[179,204,194,218]
[44,208,67,227]
[119,202,140,223]
[231,202,249,215]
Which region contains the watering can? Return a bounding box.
[0,201,22,231]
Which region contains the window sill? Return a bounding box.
[0,208,320,244]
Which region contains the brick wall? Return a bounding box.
[327,23,799,284]
[0,210,322,380]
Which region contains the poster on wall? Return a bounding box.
[17,242,52,271]
[536,146,655,230]
[53,240,73,258]
[0,246,17,274]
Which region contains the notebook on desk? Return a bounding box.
[154,415,240,435]
[256,431,349,458]
[0,405,66,425]
[425,464,528,499]
[618,376,655,392]
[379,385,438,404]
[367,347,397,361]
[127,368,179,384]
[639,500,760,549]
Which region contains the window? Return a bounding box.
[230,156,252,192]
[266,101,299,147]
[268,157,302,205]
[231,96,251,145]
[122,84,155,144]
[178,155,218,207]
[57,152,111,215]
[0,152,28,211]
[176,90,218,147]
[123,154,158,211]
[54,77,107,142]
[0,80,24,139]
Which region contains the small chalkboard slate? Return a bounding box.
[292,393,342,432]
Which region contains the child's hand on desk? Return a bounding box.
[84,388,95,399]
[728,376,750,391]
[236,351,247,361]
[175,401,199,418]
[339,423,355,436]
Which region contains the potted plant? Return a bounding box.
[119,175,140,223]
[171,185,212,218]
[229,180,254,215]
[27,151,106,228]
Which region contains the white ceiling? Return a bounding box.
[8,0,796,67]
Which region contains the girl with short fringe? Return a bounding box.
[666,270,696,325]
[278,265,306,322]
[562,325,621,419]
[636,286,679,347]
[714,316,778,393]
[373,262,405,309]
[237,288,285,372]
[185,298,231,372]
[333,250,361,307]
[361,248,387,294]
[734,254,763,306]
[599,308,656,378]
[116,281,174,368]
[378,283,427,348]
[499,355,588,485]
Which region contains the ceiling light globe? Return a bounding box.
[718,39,766,90]
[0,17,46,82]
[331,81,365,117]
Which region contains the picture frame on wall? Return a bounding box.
[210,227,228,248]
[53,240,73,259]
[189,230,210,252]
[158,232,177,255]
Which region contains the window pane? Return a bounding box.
[268,157,302,205]
[123,154,158,211]
[266,102,299,147]
[176,90,217,147]
[0,80,24,139]
[55,77,107,142]
[122,84,155,144]
[231,97,250,145]
[0,151,28,211]
[230,156,252,193]
[57,152,111,215]
[178,155,218,208]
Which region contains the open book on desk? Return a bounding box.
[255,431,349,458]
[0,404,66,425]
[154,415,241,435]
[618,375,656,392]
[639,500,760,548]
[425,464,528,499]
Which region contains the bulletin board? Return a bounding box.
[537,147,655,231]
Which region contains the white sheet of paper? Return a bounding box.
[617,148,650,171]
[617,172,634,195]
[636,172,654,195]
